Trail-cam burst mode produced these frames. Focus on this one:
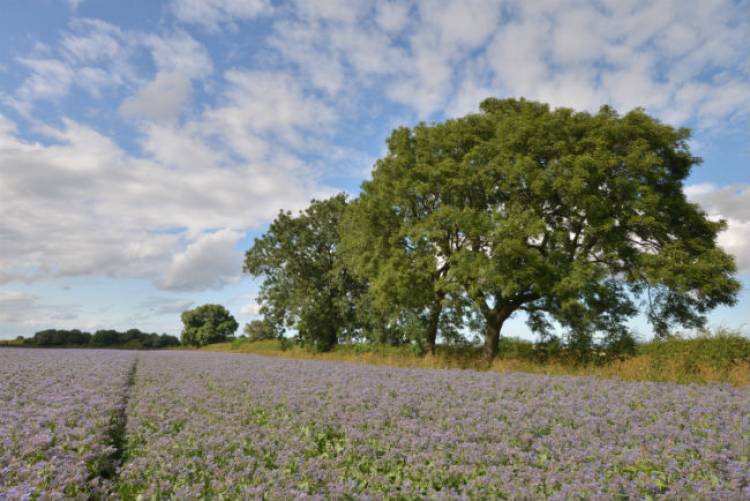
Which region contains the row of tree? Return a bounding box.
[16,328,180,349]
[243,98,739,361]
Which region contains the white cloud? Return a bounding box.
[486,17,549,98]
[204,70,336,159]
[0,113,332,288]
[76,67,125,98]
[417,0,501,50]
[686,183,750,274]
[159,230,244,291]
[142,297,195,315]
[550,9,602,65]
[0,291,35,303]
[13,24,212,117]
[382,0,501,116]
[0,114,17,135]
[61,19,125,62]
[239,301,261,317]
[16,58,75,101]
[139,122,224,170]
[291,0,367,24]
[375,2,411,33]
[145,32,213,78]
[481,0,750,124]
[12,20,135,110]
[718,219,750,275]
[117,32,213,121]
[0,291,80,328]
[269,16,408,98]
[268,0,750,123]
[268,20,346,95]
[171,0,272,30]
[445,75,495,118]
[119,71,193,121]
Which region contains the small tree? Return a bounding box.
[244,194,366,352]
[181,304,238,347]
[243,319,277,342]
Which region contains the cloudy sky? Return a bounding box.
[0,0,748,339]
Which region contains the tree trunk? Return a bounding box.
[425,296,444,355]
[483,318,501,362]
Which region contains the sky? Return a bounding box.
[0,0,748,341]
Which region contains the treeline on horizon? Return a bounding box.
[5,328,180,349]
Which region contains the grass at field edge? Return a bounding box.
[197,338,750,387]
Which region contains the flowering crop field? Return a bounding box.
[0,348,136,499]
[2,349,749,500]
[117,352,750,500]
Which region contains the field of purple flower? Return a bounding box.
[0,349,136,499]
[2,349,749,500]
[117,351,750,499]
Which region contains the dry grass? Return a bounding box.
[200,339,750,386]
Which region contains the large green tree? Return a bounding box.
[180,304,238,347]
[340,119,479,354]
[345,98,740,360]
[243,194,365,351]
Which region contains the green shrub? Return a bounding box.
[532,336,564,363]
[639,328,750,372]
[279,337,293,351]
[497,337,535,360]
[243,320,277,342]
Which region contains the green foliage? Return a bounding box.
[91,329,180,349]
[243,319,277,342]
[91,330,121,346]
[497,337,535,360]
[279,337,293,352]
[340,121,475,353]
[244,194,366,352]
[9,329,180,349]
[34,329,92,346]
[341,97,739,360]
[180,304,238,347]
[541,330,639,365]
[601,330,638,361]
[638,328,750,372]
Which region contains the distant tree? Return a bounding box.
[91,329,120,346]
[243,319,277,342]
[123,328,143,342]
[243,194,366,352]
[158,333,181,348]
[33,329,91,346]
[69,329,92,345]
[32,330,54,345]
[343,98,740,361]
[28,328,176,349]
[180,304,238,347]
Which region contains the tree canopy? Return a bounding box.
[342,98,739,360]
[180,304,238,347]
[243,98,739,360]
[243,194,365,351]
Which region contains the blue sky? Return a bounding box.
[0,0,748,340]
